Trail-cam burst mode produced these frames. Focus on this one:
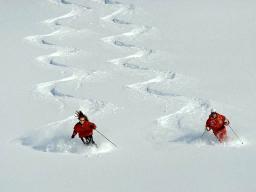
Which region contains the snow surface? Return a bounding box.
[1,0,256,191]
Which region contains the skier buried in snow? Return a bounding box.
[205,110,230,143]
[71,111,97,145]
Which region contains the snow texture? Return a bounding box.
[1,0,255,192]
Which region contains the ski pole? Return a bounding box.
[228,125,243,144]
[201,129,207,138]
[95,129,118,148]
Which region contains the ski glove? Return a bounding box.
[224,119,230,126]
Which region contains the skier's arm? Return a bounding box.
[71,130,77,138]
[205,121,211,131]
[90,123,96,129]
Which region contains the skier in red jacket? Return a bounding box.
[71,111,97,145]
[205,110,230,143]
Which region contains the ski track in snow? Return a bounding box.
[101,1,205,144]
[101,1,211,145]
[100,0,243,147]
[22,0,118,155]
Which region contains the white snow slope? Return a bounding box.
[1,0,256,191]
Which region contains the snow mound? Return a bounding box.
[20,117,115,156]
[153,98,212,144]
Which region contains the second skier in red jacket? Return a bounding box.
[205,110,230,143]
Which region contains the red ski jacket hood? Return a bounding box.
[73,121,96,138]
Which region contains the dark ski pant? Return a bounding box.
[80,135,95,145]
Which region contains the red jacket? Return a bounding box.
[206,113,228,133]
[72,121,96,138]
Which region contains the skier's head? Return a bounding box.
[76,111,88,123]
[210,112,217,118]
[79,117,87,124]
[210,109,217,118]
